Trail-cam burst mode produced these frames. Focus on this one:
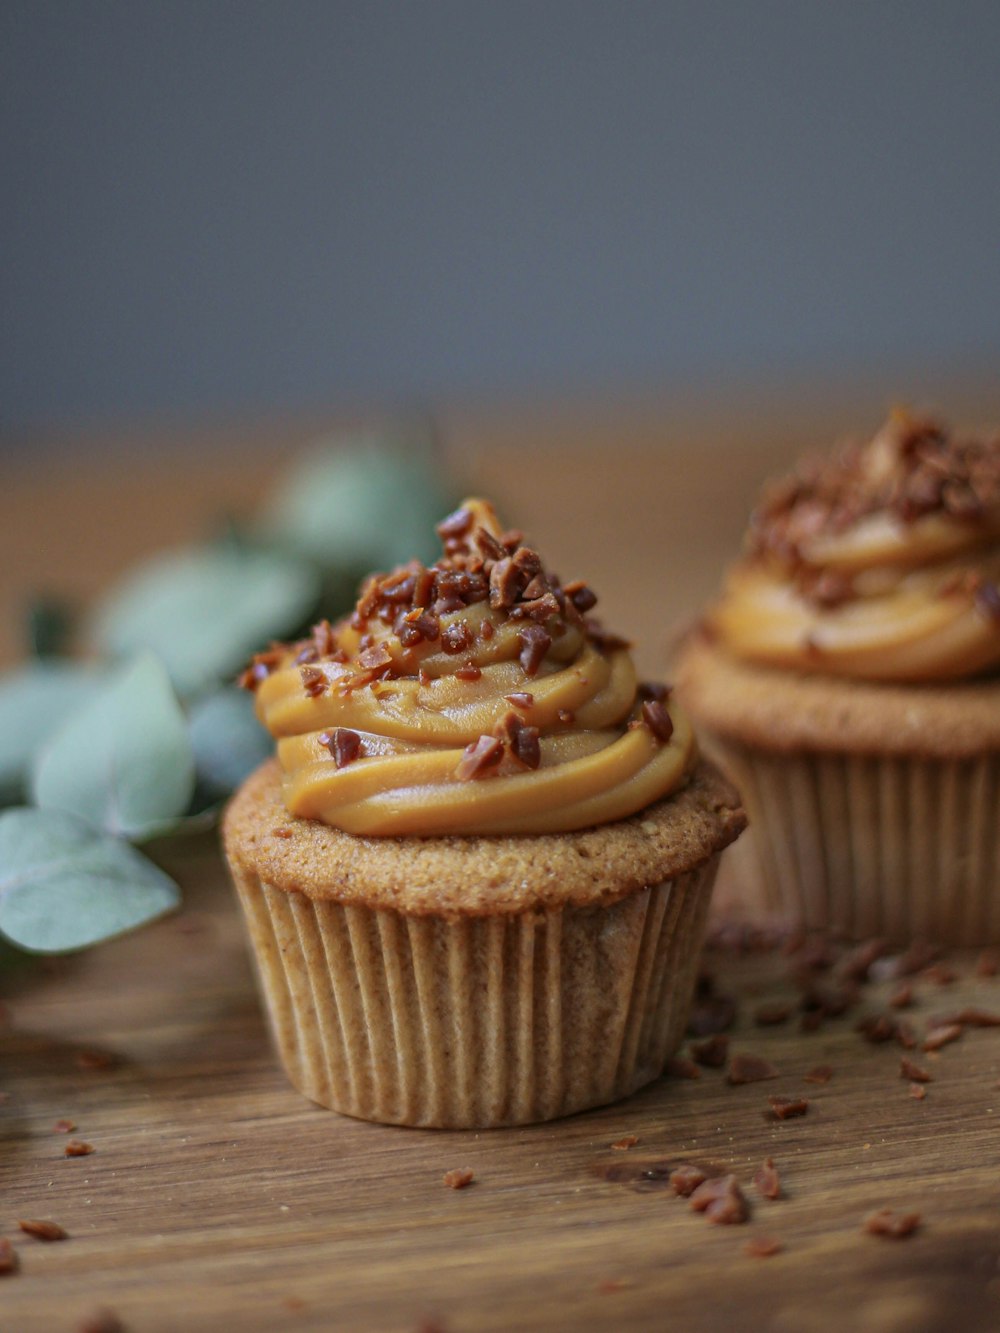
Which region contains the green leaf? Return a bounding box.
[0,664,102,800]
[31,653,195,840]
[260,425,456,574]
[188,687,271,796]
[90,546,320,697]
[0,807,179,953]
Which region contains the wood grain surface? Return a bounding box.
[2,393,999,1332]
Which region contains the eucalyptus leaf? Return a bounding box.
[188,687,271,796]
[260,427,456,574]
[0,807,179,953]
[0,663,102,800]
[90,546,320,697]
[32,653,195,840]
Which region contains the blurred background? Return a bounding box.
[3,0,999,439]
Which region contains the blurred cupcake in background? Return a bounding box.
[675,409,1000,945]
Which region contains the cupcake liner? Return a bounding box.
[229,860,720,1128]
[716,742,1000,946]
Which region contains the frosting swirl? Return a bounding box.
[711,411,1000,681]
[244,498,695,835]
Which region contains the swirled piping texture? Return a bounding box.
[249,499,696,835]
[711,412,1000,681]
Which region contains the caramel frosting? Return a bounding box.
[243,499,695,835]
[711,412,1000,681]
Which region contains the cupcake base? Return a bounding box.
[223,759,745,1128]
[676,635,1000,946]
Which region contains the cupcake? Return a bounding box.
[224,498,745,1127]
[675,410,1000,945]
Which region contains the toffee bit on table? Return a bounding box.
[595,1278,628,1295]
[455,735,504,782]
[610,1135,639,1151]
[53,1118,77,1134]
[64,1139,95,1157]
[895,1019,918,1050]
[641,699,674,743]
[727,1054,779,1086]
[752,1158,782,1200]
[688,994,738,1037]
[975,950,999,978]
[836,937,887,983]
[18,1219,68,1241]
[664,1056,700,1080]
[669,1165,707,1197]
[933,1007,1000,1029]
[319,728,364,769]
[900,1057,933,1084]
[690,1034,730,1068]
[922,1023,963,1052]
[744,1235,784,1258]
[300,664,327,698]
[76,1309,126,1333]
[863,1208,921,1239]
[689,1175,750,1225]
[517,624,552,677]
[768,1096,810,1121]
[856,1013,897,1044]
[922,963,957,986]
[754,1001,793,1027]
[888,983,914,1009]
[910,1083,927,1101]
[0,1236,18,1275]
[803,1065,834,1085]
[75,1049,116,1071]
[442,1168,475,1190]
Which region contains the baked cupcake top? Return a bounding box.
[710,411,1000,682]
[241,498,696,835]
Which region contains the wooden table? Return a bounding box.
[3,390,999,1332]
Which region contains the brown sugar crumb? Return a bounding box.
[690,1034,730,1068]
[75,1049,116,1071]
[768,1096,810,1121]
[76,1310,125,1333]
[443,1168,475,1190]
[727,1054,779,1085]
[669,1164,708,1197]
[689,1175,750,1225]
[64,1139,95,1157]
[752,1158,781,1200]
[53,1118,77,1134]
[300,664,327,698]
[975,950,999,978]
[922,1023,962,1052]
[319,727,363,769]
[863,1208,921,1239]
[0,1237,17,1275]
[504,691,534,709]
[754,1001,793,1027]
[910,1083,927,1101]
[803,1065,834,1085]
[888,983,914,1009]
[455,735,504,781]
[610,1136,639,1151]
[271,827,293,839]
[664,1056,700,1080]
[688,994,738,1036]
[18,1219,68,1241]
[744,1235,783,1258]
[900,1057,933,1084]
[641,699,674,743]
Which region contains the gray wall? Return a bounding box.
[2,1,999,433]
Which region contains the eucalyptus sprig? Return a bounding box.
[0,421,457,963]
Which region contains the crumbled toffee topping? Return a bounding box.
[752,1158,781,1201]
[748,413,1000,592]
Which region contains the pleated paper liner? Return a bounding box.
[230,861,719,1128]
[715,744,1000,946]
